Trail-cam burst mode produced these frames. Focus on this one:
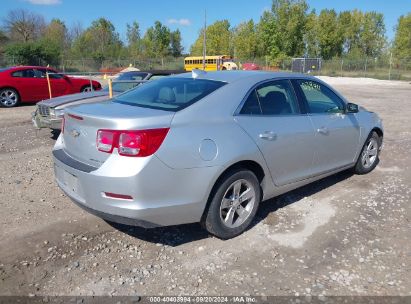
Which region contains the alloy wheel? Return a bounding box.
[219,179,256,228]
[361,137,378,168]
[0,89,18,107]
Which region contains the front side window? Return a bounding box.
[47,70,64,79]
[114,77,226,112]
[240,80,299,115]
[33,69,47,78]
[296,80,345,114]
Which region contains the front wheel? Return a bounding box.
[0,88,20,107]
[81,86,93,93]
[202,170,261,239]
[353,131,381,174]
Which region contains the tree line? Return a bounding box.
[0,10,183,66]
[0,0,410,68]
[191,0,410,64]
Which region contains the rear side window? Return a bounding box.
[12,69,35,78]
[114,77,226,111]
[240,80,300,115]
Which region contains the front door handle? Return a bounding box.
[317,127,329,135]
[259,131,277,141]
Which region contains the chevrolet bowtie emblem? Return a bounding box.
[70,129,80,137]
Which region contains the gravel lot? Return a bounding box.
[0,77,410,297]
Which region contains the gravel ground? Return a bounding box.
[0,77,410,297]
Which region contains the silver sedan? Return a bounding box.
[53,71,383,239]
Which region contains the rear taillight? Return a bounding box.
[97,130,116,153]
[96,128,169,157]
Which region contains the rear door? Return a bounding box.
[293,79,361,174]
[235,79,317,186]
[9,69,38,101]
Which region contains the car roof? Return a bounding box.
[121,70,185,75]
[5,66,57,71]
[174,70,315,83]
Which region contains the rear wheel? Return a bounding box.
[202,169,261,239]
[0,88,20,107]
[353,131,381,174]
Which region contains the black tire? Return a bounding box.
[81,86,93,93]
[202,169,261,239]
[353,131,381,175]
[0,88,20,107]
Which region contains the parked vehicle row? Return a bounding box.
[32,70,184,130]
[0,66,102,107]
[52,70,383,239]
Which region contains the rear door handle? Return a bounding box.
[317,127,329,135]
[259,131,277,141]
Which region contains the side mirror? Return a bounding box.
[346,103,359,113]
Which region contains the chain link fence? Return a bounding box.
[240,57,411,81]
[1,54,410,81]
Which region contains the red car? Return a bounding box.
[242,62,261,70]
[0,66,102,107]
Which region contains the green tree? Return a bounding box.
[190,20,232,56]
[44,19,68,50]
[71,18,122,65]
[5,41,59,65]
[359,12,386,57]
[316,9,343,59]
[0,29,7,42]
[304,10,319,57]
[257,11,280,61]
[170,29,183,57]
[142,21,171,59]
[126,21,142,58]
[233,20,258,60]
[393,13,411,59]
[338,10,363,54]
[0,29,9,59]
[271,0,308,58]
[42,18,69,64]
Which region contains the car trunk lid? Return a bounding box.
[62,101,174,167]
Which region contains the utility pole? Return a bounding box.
[388,52,393,80]
[202,9,206,70]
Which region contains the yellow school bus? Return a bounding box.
[184,55,238,71]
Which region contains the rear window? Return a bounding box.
[0,68,11,73]
[113,77,226,111]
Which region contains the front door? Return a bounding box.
[235,79,317,186]
[293,79,361,174]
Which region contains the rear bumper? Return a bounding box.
[65,188,160,228]
[53,146,220,228]
[32,111,62,129]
